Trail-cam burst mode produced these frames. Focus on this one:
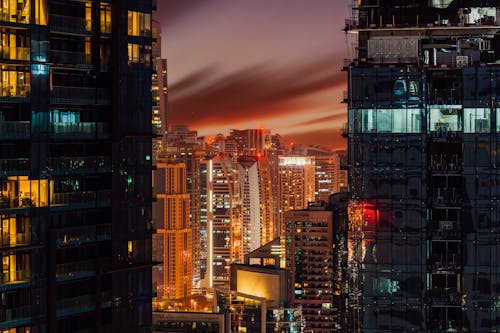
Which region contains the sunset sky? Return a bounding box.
[154,1,351,149]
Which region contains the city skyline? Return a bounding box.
[154,0,350,150]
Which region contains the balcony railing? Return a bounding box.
[56,224,111,247]
[51,190,111,208]
[0,158,30,175]
[0,269,30,284]
[0,305,31,325]
[51,86,111,105]
[432,188,462,205]
[50,14,92,34]
[0,84,30,99]
[48,156,111,174]
[49,50,91,65]
[52,123,110,139]
[56,258,111,280]
[57,295,96,310]
[0,234,31,248]
[430,289,462,306]
[0,122,30,139]
[0,46,30,61]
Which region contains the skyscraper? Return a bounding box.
[0,1,154,331]
[202,156,242,288]
[153,162,192,302]
[164,125,204,290]
[151,20,167,155]
[284,200,344,332]
[237,155,275,255]
[278,156,315,237]
[346,1,500,331]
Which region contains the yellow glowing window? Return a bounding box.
[128,240,133,255]
[100,3,111,33]
[127,11,151,37]
[128,43,139,63]
[0,0,30,24]
[34,0,47,25]
[0,65,30,97]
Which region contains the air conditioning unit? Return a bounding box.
[456,56,469,68]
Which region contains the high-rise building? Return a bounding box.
[291,145,348,200]
[163,126,204,290]
[284,201,344,332]
[152,162,192,302]
[151,20,167,155]
[346,1,500,331]
[278,156,315,237]
[225,128,272,158]
[202,156,242,288]
[0,1,154,332]
[237,156,275,255]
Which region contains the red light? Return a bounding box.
[362,203,378,228]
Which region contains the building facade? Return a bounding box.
[153,162,192,302]
[237,155,275,255]
[346,1,500,331]
[0,0,154,331]
[202,156,242,288]
[278,156,315,238]
[284,202,342,332]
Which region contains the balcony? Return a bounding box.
[56,224,111,247]
[0,10,29,25]
[431,188,462,207]
[48,156,111,175]
[56,258,111,282]
[0,195,33,212]
[0,234,31,249]
[50,190,111,209]
[57,294,96,317]
[430,221,461,240]
[0,305,31,329]
[429,155,463,173]
[430,289,462,307]
[49,50,91,67]
[0,84,30,101]
[0,269,30,285]
[0,158,30,176]
[51,86,111,105]
[0,122,30,140]
[51,122,110,140]
[0,46,30,61]
[50,15,92,35]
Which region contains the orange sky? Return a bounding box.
[155,1,352,150]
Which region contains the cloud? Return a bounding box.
[283,128,346,151]
[296,113,346,127]
[168,54,345,128]
[169,65,219,95]
[154,1,208,25]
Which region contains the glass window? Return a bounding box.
[100,3,111,33]
[355,108,422,133]
[127,11,151,37]
[392,109,406,132]
[464,108,490,133]
[0,28,30,61]
[0,65,30,97]
[0,0,30,24]
[34,0,47,25]
[429,107,462,132]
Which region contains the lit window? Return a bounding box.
[127,11,151,37]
